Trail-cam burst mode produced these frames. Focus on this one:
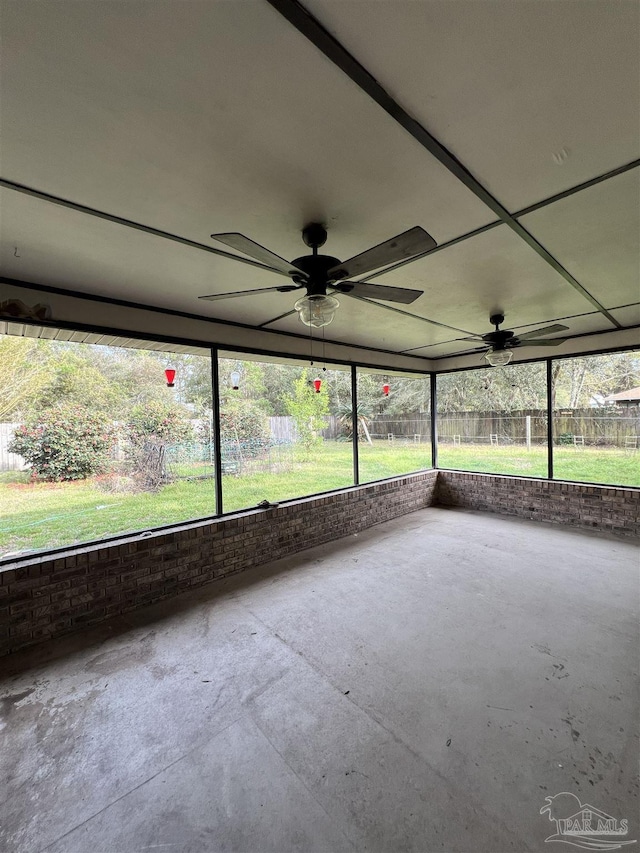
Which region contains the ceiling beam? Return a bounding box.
[265,0,623,330]
[514,158,640,218]
[361,159,640,281]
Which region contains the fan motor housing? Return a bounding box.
[482,330,515,348]
[290,254,342,295]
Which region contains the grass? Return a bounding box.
[1,441,638,559]
[438,443,640,485]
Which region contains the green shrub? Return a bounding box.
[220,398,270,450]
[128,400,194,445]
[8,403,114,481]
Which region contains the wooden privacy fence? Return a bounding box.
[438,413,548,445]
[437,408,640,447]
[368,415,431,442]
[269,417,299,443]
[0,423,26,471]
[3,408,638,471]
[553,408,640,445]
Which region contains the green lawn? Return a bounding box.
[1,440,638,559]
[438,443,640,486]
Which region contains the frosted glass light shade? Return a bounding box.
[484,349,513,367]
[294,294,340,328]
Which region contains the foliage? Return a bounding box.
[127,399,194,445]
[285,369,329,452]
[8,402,114,481]
[363,373,430,417]
[219,397,270,447]
[437,352,640,413]
[437,363,547,413]
[32,347,122,416]
[552,351,640,408]
[334,401,373,440]
[0,336,51,420]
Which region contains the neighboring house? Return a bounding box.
[603,386,640,408]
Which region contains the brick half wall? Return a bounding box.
[2,470,638,658]
[435,470,640,538]
[0,471,437,657]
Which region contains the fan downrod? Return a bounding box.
[302,223,327,250]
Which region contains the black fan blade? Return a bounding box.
[333,281,423,304]
[210,233,307,278]
[199,285,302,302]
[513,337,567,346]
[328,226,436,280]
[514,323,569,340]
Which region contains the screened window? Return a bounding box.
[356,370,432,483]
[0,334,214,558]
[437,362,548,477]
[217,354,354,512]
[552,350,640,487]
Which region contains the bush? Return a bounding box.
[220,398,270,452]
[128,400,194,445]
[8,403,114,481]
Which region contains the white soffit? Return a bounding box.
[0,321,209,356]
[519,169,640,309]
[306,0,640,209]
[1,0,494,259]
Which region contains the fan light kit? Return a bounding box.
[484,349,513,367]
[294,293,340,328]
[464,313,570,366]
[200,222,437,327]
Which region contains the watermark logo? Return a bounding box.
[540,792,636,849]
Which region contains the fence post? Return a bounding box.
[525,415,531,451]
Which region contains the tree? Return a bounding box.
[553,351,640,408]
[8,402,114,481]
[31,346,122,416]
[334,400,373,441]
[286,369,329,453]
[0,336,51,420]
[437,363,547,413]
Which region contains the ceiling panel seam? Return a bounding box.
[0,275,432,365]
[361,159,640,281]
[265,0,623,329]
[2,159,635,331]
[514,159,640,218]
[0,178,283,278]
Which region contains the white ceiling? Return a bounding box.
[0,0,638,363]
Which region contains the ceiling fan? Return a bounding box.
[464,313,570,366]
[199,223,437,327]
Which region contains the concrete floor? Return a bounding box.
[0,507,638,853]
